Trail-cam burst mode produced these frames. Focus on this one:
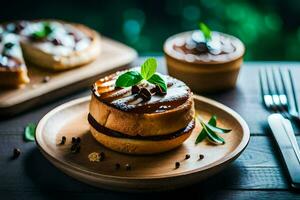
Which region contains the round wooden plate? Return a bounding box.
[35,95,250,191]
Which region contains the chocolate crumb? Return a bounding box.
[99,152,105,161]
[139,88,151,101]
[199,154,204,160]
[51,38,62,46]
[115,163,121,169]
[71,143,80,154]
[155,85,166,96]
[125,164,131,170]
[185,154,190,160]
[60,136,66,145]
[131,85,140,94]
[13,148,21,159]
[42,76,50,83]
[175,162,180,169]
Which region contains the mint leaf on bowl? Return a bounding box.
[199,22,212,42]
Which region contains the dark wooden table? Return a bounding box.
[1,57,300,200]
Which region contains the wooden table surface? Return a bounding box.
[1,57,300,199]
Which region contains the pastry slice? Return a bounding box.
[0,32,29,87]
[20,20,101,70]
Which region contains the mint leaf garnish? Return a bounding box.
[31,22,54,39]
[148,74,167,92]
[115,58,167,93]
[199,22,212,42]
[195,115,231,145]
[141,57,157,80]
[115,71,143,87]
[195,115,216,144]
[24,123,36,142]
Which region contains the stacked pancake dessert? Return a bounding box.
[89,58,195,154]
[0,20,101,87]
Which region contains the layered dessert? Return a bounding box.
[88,58,195,154]
[164,23,245,92]
[0,20,101,87]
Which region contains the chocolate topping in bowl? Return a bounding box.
[165,31,244,63]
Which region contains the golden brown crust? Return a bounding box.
[0,68,29,87]
[90,125,192,155]
[89,94,195,136]
[20,22,101,71]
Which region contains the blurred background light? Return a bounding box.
[1,0,300,60]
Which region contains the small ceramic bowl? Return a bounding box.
[164,31,245,93]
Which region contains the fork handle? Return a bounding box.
[268,114,300,189]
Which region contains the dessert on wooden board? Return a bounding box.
[164,23,245,93]
[88,58,195,154]
[0,20,101,87]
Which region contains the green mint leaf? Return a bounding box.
[195,128,207,144]
[24,123,36,142]
[195,115,216,144]
[141,57,157,80]
[148,73,167,92]
[205,123,231,134]
[32,22,54,39]
[200,121,225,144]
[199,22,212,41]
[115,71,143,87]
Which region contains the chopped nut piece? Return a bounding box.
[88,152,100,162]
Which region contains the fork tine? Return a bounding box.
[288,69,299,115]
[259,68,271,108]
[265,68,278,112]
[272,68,280,95]
[276,68,289,110]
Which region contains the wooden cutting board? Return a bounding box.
[0,37,137,117]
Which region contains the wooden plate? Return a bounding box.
[35,95,250,191]
[0,37,137,116]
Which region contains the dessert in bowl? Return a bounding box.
[89,58,195,154]
[164,23,245,93]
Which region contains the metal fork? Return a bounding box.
[259,68,300,121]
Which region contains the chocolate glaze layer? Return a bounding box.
[92,68,192,114]
[88,113,195,141]
[164,31,245,63]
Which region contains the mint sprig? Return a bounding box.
[199,22,212,42]
[195,115,231,145]
[24,123,36,142]
[115,58,167,92]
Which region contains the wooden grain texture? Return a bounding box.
[0,37,137,116]
[0,134,296,191]
[2,191,300,200]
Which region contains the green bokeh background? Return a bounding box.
[2,0,300,60]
